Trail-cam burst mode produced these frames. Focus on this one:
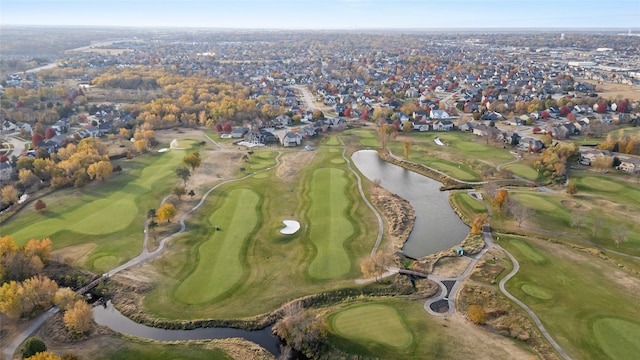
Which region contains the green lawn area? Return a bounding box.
[502,162,540,181]
[307,168,354,279]
[330,303,412,348]
[143,147,377,319]
[450,191,487,223]
[91,337,232,360]
[173,188,259,304]
[500,235,640,360]
[326,298,532,359]
[0,141,196,272]
[344,128,380,148]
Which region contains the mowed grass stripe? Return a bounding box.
[592,318,640,360]
[307,168,353,279]
[5,148,188,244]
[174,189,259,304]
[330,304,413,348]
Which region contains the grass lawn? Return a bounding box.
[330,303,412,348]
[344,128,380,148]
[173,189,259,305]
[143,147,377,319]
[450,191,487,223]
[326,298,533,359]
[506,173,640,255]
[0,141,195,272]
[90,338,232,360]
[502,162,541,181]
[500,235,640,360]
[306,168,354,279]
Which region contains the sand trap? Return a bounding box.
[434,137,445,146]
[280,220,301,235]
[158,148,169,153]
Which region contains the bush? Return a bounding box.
[34,199,46,212]
[468,304,486,325]
[21,337,47,358]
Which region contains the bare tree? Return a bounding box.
[591,214,605,239]
[509,200,533,227]
[570,211,583,234]
[612,225,629,247]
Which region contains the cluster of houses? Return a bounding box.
[228,115,347,148]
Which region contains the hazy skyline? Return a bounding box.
[2,0,639,30]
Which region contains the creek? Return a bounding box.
[93,301,280,355]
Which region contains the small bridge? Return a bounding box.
[74,275,107,295]
[398,268,430,278]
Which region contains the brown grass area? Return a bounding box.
[579,79,640,101]
[275,150,317,182]
[457,250,558,359]
[437,313,538,360]
[52,243,96,266]
[431,256,472,278]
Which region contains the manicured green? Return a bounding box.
[330,304,412,348]
[503,163,540,180]
[450,191,487,223]
[592,318,640,360]
[307,168,354,279]
[174,189,259,304]
[0,141,194,272]
[345,129,380,148]
[144,147,376,319]
[326,298,529,359]
[501,235,640,360]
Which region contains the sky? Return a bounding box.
[1,0,639,30]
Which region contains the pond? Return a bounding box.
[93,301,280,356]
[351,150,469,258]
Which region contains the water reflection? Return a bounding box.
[93,301,280,355]
[351,150,469,258]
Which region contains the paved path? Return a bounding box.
[2,308,59,360]
[339,137,384,256]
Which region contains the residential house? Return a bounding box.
[518,137,545,153]
[617,157,640,173]
[472,123,489,137]
[458,121,477,132]
[282,132,302,147]
[231,127,250,138]
[2,120,17,132]
[430,109,450,119]
[432,120,454,131]
[0,162,12,180]
[412,121,430,132]
[273,115,291,127]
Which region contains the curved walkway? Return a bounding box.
[339,137,384,256]
[2,151,283,359]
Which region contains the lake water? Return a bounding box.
[351,150,469,258]
[93,301,280,355]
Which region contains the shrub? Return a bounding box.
[468,304,486,325]
[34,199,46,212]
[21,337,47,358]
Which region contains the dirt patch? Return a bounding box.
[276,150,317,182]
[432,256,472,278]
[439,312,538,360]
[579,79,640,102]
[52,243,96,266]
[560,200,591,211]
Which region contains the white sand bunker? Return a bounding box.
[280,220,301,235]
[158,148,169,152]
